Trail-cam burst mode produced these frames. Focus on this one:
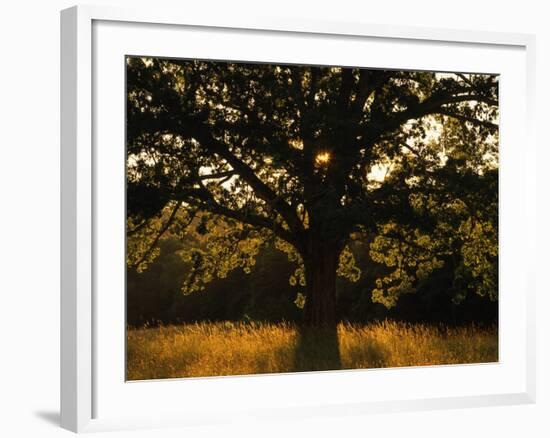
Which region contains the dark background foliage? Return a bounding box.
[127,237,497,327]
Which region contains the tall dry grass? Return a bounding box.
[126,321,498,380]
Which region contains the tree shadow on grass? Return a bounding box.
[294,325,341,372]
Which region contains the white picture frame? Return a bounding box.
[60,4,536,433]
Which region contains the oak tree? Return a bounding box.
[126,58,498,328]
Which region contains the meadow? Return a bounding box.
[126,321,498,380]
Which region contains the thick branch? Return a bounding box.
[198,170,237,181]
[187,197,296,245]
[354,70,391,114]
[436,109,498,131]
[367,92,498,143]
[338,68,354,110]
[184,176,299,245]
[180,118,305,234]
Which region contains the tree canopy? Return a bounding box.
[126,58,498,327]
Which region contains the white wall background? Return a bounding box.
[0,1,547,437]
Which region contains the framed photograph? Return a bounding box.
[61,5,536,433]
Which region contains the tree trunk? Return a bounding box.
[302,238,342,328]
[296,236,343,370]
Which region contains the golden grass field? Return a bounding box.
[126,321,498,380]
